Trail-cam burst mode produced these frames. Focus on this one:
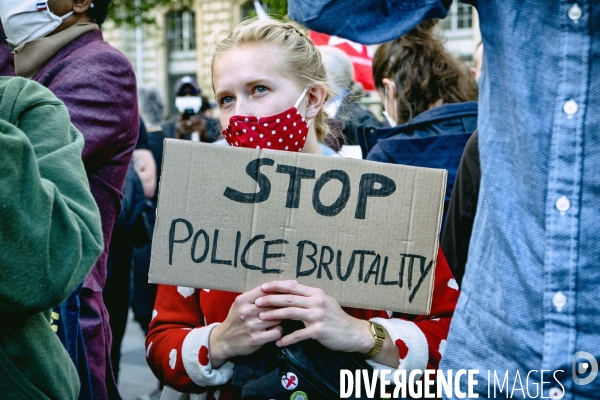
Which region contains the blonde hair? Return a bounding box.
[211,18,331,142]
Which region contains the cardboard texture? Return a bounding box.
[149,140,447,314]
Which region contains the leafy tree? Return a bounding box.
[251,0,288,19]
[108,0,288,27]
[107,0,193,26]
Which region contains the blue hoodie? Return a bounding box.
[367,101,477,210]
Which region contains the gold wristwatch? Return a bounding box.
[366,322,386,358]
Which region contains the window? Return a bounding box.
[456,4,473,29]
[438,3,476,61]
[166,9,198,116]
[166,10,196,52]
[440,3,473,31]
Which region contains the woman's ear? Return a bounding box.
[305,82,328,121]
[382,78,396,102]
[73,0,94,14]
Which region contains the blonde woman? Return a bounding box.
[146,18,459,400]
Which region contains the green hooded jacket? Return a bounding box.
[0,77,104,399]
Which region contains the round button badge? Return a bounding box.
[281,372,299,390]
[290,391,308,400]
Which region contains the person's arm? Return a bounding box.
[132,149,156,198]
[45,48,139,172]
[146,285,220,393]
[288,0,449,45]
[0,79,103,316]
[147,282,285,391]
[147,286,250,393]
[368,249,459,372]
[47,47,139,292]
[133,118,157,198]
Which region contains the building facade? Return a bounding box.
[102,1,479,119]
[438,2,481,62]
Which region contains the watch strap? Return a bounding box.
[367,322,386,358]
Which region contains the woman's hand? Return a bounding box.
[255,280,374,354]
[132,149,156,198]
[209,285,283,368]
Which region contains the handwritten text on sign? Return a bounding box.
[149,141,446,313]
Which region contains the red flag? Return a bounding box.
[310,31,375,91]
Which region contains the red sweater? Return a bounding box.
[146,248,459,400]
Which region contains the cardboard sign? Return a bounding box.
[149,140,446,314]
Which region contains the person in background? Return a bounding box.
[139,86,168,197]
[289,1,600,398]
[139,86,167,131]
[0,1,139,398]
[366,20,478,226]
[134,86,169,336]
[135,86,168,400]
[145,18,459,400]
[0,77,103,400]
[132,123,157,199]
[104,118,155,383]
[318,46,381,153]
[162,76,221,142]
[440,129,479,286]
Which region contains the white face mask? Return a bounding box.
[0,1,73,47]
[175,96,202,114]
[382,84,398,128]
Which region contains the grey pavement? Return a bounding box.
[118,311,161,400]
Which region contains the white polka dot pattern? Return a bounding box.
[169,349,177,369]
[177,286,195,298]
[447,279,459,290]
[438,339,447,357]
[222,106,310,151]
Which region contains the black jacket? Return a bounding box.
[441,130,480,286]
[336,96,381,146]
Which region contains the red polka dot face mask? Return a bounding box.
[222,87,311,152]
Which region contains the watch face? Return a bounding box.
[372,323,386,338]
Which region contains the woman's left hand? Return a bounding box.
[255,280,373,354]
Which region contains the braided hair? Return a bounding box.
[211,18,332,142]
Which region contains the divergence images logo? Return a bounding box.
[572,351,598,386]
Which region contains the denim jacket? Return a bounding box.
[290,1,600,398]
